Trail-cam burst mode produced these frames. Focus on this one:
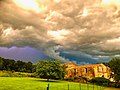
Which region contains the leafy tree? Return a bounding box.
[0,57,3,70]
[15,60,26,72]
[0,57,34,73]
[89,77,110,86]
[32,64,36,73]
[107,57,120,82]
[7,60,16,70]
[36,60,66,80]
[25,61,33,73]
[2,59,11,70]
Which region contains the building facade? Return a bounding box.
[65,62,111,80]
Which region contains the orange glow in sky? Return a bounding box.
[47,30,70,41]
[13,0,47,13]
[101,0,120,9]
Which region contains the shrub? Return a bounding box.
[89,77,110,86]
[109,82,120,88]
[74,76,79,80]
[64,77,74,81]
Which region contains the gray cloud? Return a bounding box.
[0,0,120,62]
[45,45,69,62]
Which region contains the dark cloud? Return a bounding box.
[0,47,52,63]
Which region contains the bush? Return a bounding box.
[109,82,120,88]
[89,77,110,86]
[64,77,74,81]
[74,76,79,80]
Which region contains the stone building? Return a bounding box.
[65,62,111,80]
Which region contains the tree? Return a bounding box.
[0,57,34,73]
[107,57,120,82]
[89,77,110,86]
[25,61,33,73]
[0,57,3,70]
[36,60,66,80]
[15,60,26,72]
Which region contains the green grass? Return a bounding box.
[0,77,104,90]
[0,71,34,77]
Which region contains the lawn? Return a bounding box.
[0,77,104,90]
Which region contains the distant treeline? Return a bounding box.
[0,57,35,73]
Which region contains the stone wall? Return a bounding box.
[65,63,111,80]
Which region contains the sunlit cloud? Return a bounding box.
[13,0,40,12]
[47,29,71,45]
[82,8,89,17]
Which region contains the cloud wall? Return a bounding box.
[0,0,120,62]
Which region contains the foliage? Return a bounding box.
[73,76,79,80]
[0,57,34,73]
[89,77,110,86]
[82,77,89,83]
[107,57,120,82]
[0,57,3,70]
[36,60,66,80]
[109,82,120,88]
[65,76,89,83]
[64,77,74,81]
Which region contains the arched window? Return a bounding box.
[98,66,103,72]
[84,68,87,73]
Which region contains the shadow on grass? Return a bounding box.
[33,79,61,83]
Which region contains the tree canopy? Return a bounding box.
[107,57,120,82]
[36,60,67,80]
[0,57,34,73]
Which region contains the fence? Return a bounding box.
[45,83,104,90]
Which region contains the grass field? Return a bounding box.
[0,77,104,90]
[0,71,34,77]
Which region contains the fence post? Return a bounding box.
[47,83,50,90]
[101,85,103,90]
[93,83,94,90]
[68,84,69,90]
[79,83,81,90]
[87,84,89,90]
[97,85,98,90]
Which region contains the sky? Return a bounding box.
[0,0,120,64]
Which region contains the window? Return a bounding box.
[84,68,87,73]
[98,66,103,72]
